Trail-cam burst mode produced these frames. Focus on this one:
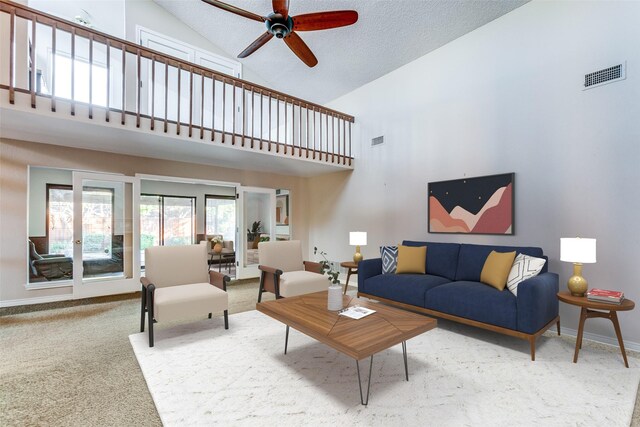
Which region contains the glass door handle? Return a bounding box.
[75,240,81,244]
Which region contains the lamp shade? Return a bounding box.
[349,232,367,246]
[560,238,596,263]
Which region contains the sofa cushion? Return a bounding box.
[480,250,516,291]
[425,281,517,330]
[154,283,228,322]
[455,244,544,282]
[402,241,460,280]
[396,245,426,274]
[380,245,398,274]
[362,274,450,307]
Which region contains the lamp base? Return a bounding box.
[567,263,588,297]
[353,245,363,264]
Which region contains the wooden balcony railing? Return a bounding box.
[0,0,354,165]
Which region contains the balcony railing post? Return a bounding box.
[313,108,317,160]
[211,74,215,141]
[305,106,309,158]
[136,48,141,128]
[232,80,236,145]
[241,83,245,147]
[121,45,125,125]
[276,96,279,153]
[349,121,352,166]
[259,90,262,150]
[222,80,225,143]
[268,93,271,152]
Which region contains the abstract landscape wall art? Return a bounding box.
[428,173,514,235]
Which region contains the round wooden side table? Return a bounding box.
[340,261,358,295]
[557,291,635,367]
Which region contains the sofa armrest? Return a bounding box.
[357,258,382,293]
[516,272,559,334]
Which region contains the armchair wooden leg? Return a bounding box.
[208,313,212,319]
[529,336,536,361]
[148,285,155,348]
[557,318,561,336]
[257,272,265,303]
[224,310,229,330]
[140,285,146,333]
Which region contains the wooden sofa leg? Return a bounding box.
[529,337,536,361]
[208,313,212,319]
[557,318,561,335]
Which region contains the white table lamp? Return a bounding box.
[560,237,596,297]
[349,232,367,264]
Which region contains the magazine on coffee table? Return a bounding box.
[339,305,376,320]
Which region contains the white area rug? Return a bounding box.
[130,310,639,426]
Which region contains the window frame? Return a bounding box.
[204,194,236,240]
[141,193,197,246]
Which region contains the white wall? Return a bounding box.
[28,0,126,38]
[313,1,640,345]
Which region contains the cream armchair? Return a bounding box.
[257,240,327,301]
[141,244,229,347]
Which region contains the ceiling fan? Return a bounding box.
[201,0,358,68]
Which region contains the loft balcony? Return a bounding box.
[0,0,354,176]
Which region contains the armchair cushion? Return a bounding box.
[145,244,209,288]
[258,240,304,272]
[279,271,328,298]
[154,283,228,322]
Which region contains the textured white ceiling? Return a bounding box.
[154,0,529,104]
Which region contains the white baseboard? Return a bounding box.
[559,326,640,353]
[0,294,72,308]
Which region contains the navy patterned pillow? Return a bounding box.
[380,246,398,274]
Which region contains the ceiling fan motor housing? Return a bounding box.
[266,14,293,38]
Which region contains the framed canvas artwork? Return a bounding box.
[428,173,514,235]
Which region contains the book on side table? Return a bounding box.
[587,288,625,304]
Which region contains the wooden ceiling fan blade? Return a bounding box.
[272,0,290,19]
[284,32,318,68]
[200,0,266,22]
[238,32,274,58]
[293,11,358,31]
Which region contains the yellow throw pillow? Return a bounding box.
[396,245,427,274]
[480,250,517,291]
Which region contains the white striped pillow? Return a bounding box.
[506,253,546,296]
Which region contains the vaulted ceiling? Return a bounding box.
[154,0,529,104]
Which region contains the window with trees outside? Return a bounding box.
[205,195,236,243]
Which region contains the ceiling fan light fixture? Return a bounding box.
[266,15,293,39]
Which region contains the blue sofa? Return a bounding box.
[358,241,560,360]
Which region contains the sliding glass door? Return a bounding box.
[236,187,275,279]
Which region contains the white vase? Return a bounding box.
[327,284,343,311]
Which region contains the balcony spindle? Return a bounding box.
[232,80,236,145]
[200,72,205,139]
[71,27,75,116]
[342,118,346,165]
[88,34,93,119]
[120,45,125,124]
[222,80,225,143]
[211,75,216,141]
[259,90,263,150]
[150,56,155,130]
[349,121,352,166]
[251,87,254,149]
[51,23,56,112]
[30,17,35,108]
[313,108,317,160]
[188,67,193,137]
[176,64,181,135]
[241,84,245,147]
[9,10,15,104]
[276,96,279,153]
[163,61,168,132]
[268,93,271,151]
[105,39,110,122]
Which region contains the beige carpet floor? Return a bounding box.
[1,281,638,426]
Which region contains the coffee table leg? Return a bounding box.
[284,325,290,355]
[611,312,630,368]
[402,341,409,381]
[356,355,374,406]
[573,307,587,363]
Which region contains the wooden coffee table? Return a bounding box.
[557,291,635,367]
[256,291,437,405]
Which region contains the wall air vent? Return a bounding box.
[583,63,625,90]
[371,136,384,146]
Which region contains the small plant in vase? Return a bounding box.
[313,247,340,285]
